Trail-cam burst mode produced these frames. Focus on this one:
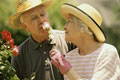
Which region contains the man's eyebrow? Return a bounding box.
[40,9,46,13]
[30,13,35,17]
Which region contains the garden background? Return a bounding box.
[0,0,120,56]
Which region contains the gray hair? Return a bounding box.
[73,16,93,35]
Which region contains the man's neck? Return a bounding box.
[31,34,49,43]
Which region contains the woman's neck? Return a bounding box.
[73,36,103,55]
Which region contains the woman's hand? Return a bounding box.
[50,49,72,74]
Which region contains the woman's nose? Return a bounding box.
[64,27,66,30]
[64,24,67,30]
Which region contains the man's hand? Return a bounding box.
[50,49,72,74]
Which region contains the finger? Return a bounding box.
[49,49,57,53]
[51,55,58,64]
[50,52,57,57]
[58,56,64,66]
[51,59,59,67]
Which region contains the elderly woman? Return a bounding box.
[50,3,120,80]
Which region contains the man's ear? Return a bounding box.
[20,23,26,29]
[20,23,30,32]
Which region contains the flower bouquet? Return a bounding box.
[0,30,19,80]
[0,30,37,80]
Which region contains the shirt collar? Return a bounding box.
[29,34,56,49]
[29,36,40,49]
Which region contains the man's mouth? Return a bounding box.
[43,22,50,29]
[39,22,49,27]
[42,22,50,29]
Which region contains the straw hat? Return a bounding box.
[9,0,52,28]
[61,3,106,42]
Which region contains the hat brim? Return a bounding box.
[61,3,106,42]
[9,0,52,28]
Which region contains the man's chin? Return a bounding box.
[41,28,49,33]
[65,37,69,41]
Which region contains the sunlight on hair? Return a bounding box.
[75,17,93,35]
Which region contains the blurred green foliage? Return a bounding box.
[47,0,67,30]
[113,2,120,21]
[0,0,120,55]
[104,2,120,55]
[0,0,15,28]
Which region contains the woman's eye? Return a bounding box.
[67,20,71,23]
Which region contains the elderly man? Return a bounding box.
[9,0,75,80]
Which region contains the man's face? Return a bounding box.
[22,5,50,38]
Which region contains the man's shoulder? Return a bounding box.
[19,37,30,49]
[51,29,65,41]
[52,29,65,39]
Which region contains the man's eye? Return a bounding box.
[31,16,37,20]
[40,14,45,16]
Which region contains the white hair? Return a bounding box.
[73,16,93,35]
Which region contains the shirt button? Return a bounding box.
[40,45,42,47]
[45,60,47,63]
[45,60,48,66]
[44,52,46,54]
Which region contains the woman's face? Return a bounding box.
[64,15,81,42]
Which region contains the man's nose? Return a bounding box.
[38,16,44,23]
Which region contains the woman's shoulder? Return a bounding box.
[97,43,119,60]
[103,43,118,53]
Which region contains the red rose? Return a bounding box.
[0,30,19,56]
[0,30,11,41]
[12,46,19,56]
[7,38,14,48]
